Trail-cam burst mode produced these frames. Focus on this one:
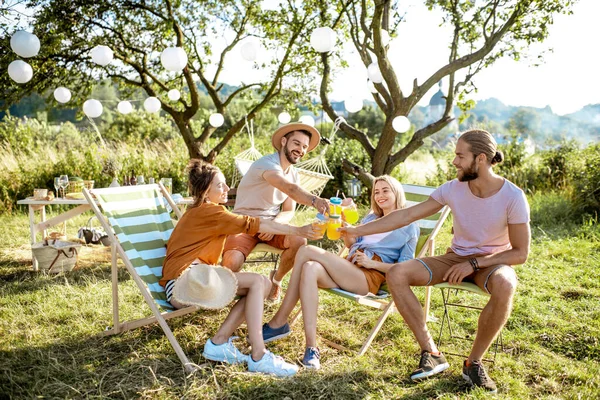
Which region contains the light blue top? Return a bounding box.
[348,212,420,264]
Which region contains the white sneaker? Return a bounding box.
[248,350,299,377]
[202,337,249,365]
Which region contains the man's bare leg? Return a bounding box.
[221,249,246,273]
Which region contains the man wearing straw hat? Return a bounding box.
[222,123,330,303]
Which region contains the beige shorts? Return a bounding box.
[415,249,514,294]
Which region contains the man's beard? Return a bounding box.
[458,160,478,182]
[284,145,301,164]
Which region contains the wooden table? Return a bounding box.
[17,196,193,271]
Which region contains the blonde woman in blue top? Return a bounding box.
[261,175,420,369]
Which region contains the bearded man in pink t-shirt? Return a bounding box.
[341,129,530,393]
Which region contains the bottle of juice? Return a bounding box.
[327,215,342,240]
[343,203,359,224]
[312,213,328,239]
[329,197,343,216]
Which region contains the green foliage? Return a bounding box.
[571,144,600,216]
[101,112,179,143]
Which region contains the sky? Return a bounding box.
[326,0,600,116]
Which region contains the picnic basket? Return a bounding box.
[32,239,81,273]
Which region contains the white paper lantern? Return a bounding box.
[83,99,103,118]
[310,27,336,53]
[240,41,258,61]
[278,112,291,124]
[209,113,225,128]
[344,98,363,113]
[366,79,377,94]
[160,47,188,72]
[168,89,181,101]
[367,62,383,84]
[10,31,41,58]
[90,45,113,66]
[117,101,133,114]
[53,87,71,103]
[8,60,33,84]
[392,116,411,133]
[298,115,315,127]
[144,97,161,113]
[380,30,390,47]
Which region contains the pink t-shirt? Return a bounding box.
[431,179,530,256]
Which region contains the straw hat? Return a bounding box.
[271,123,321,152]
[172,263,237,310]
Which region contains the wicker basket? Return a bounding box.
[32,240,81,273]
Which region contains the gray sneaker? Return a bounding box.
[462,360,497,393]
[410,351,449,381]
[202,337,248,364]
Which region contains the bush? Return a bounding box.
[571,144,600,217]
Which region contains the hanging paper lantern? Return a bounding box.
[90,45,113,66]
[83,99,103,118]
[367,79,378,93]
[209,113,224,127]
[144,97,161,113]
[344,98,363,113]
[367,62,383,84]
[310,27,336,53]
[240,41,258,61]
[10,31,40,58]
[117,101,133,114]
[298,115,315,127]
[160,47,188,72]
[278,112,291,124]
[392,116,411,133]
[7,60,33,84]
[53,87,71,103]
[168,89,181,101]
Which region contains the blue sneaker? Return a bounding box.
[248,350,298,377]
[262,322,291,343]
[302,347,321,370]
[202,337,249,364]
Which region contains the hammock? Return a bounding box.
[231,118,263,188]
[294,116,345,197]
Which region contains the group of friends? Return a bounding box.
[160,123,530,393]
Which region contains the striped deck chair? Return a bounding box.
[291,184,450,355]
[83,184,200,373]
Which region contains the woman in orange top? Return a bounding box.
[161,159,319,377]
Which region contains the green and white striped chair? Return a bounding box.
[83,184,199,373]
[292,184,450,355]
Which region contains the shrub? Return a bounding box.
[571,144,600,217]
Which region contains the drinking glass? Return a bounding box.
[54,177,60,197]
[59,175,69,199]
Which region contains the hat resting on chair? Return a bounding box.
[172,263,237,310]
[271,123,321,153]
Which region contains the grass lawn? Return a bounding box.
[0,192,598,399]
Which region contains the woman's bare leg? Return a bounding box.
[211,272,271,360]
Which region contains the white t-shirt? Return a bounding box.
[431,179,530,256]
[234,152,298,219]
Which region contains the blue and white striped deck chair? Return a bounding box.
[291,184,450,355]
[83,184,199,373]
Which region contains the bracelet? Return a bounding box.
[311,196,316,207]
[468,258,480,272]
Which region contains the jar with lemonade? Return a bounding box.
[326,215,342,240]
[342,202,359,224]
[312,213,328,239]
[329,197,343,216]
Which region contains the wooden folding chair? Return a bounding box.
[83,183,200,373]
[292,184,450,355]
